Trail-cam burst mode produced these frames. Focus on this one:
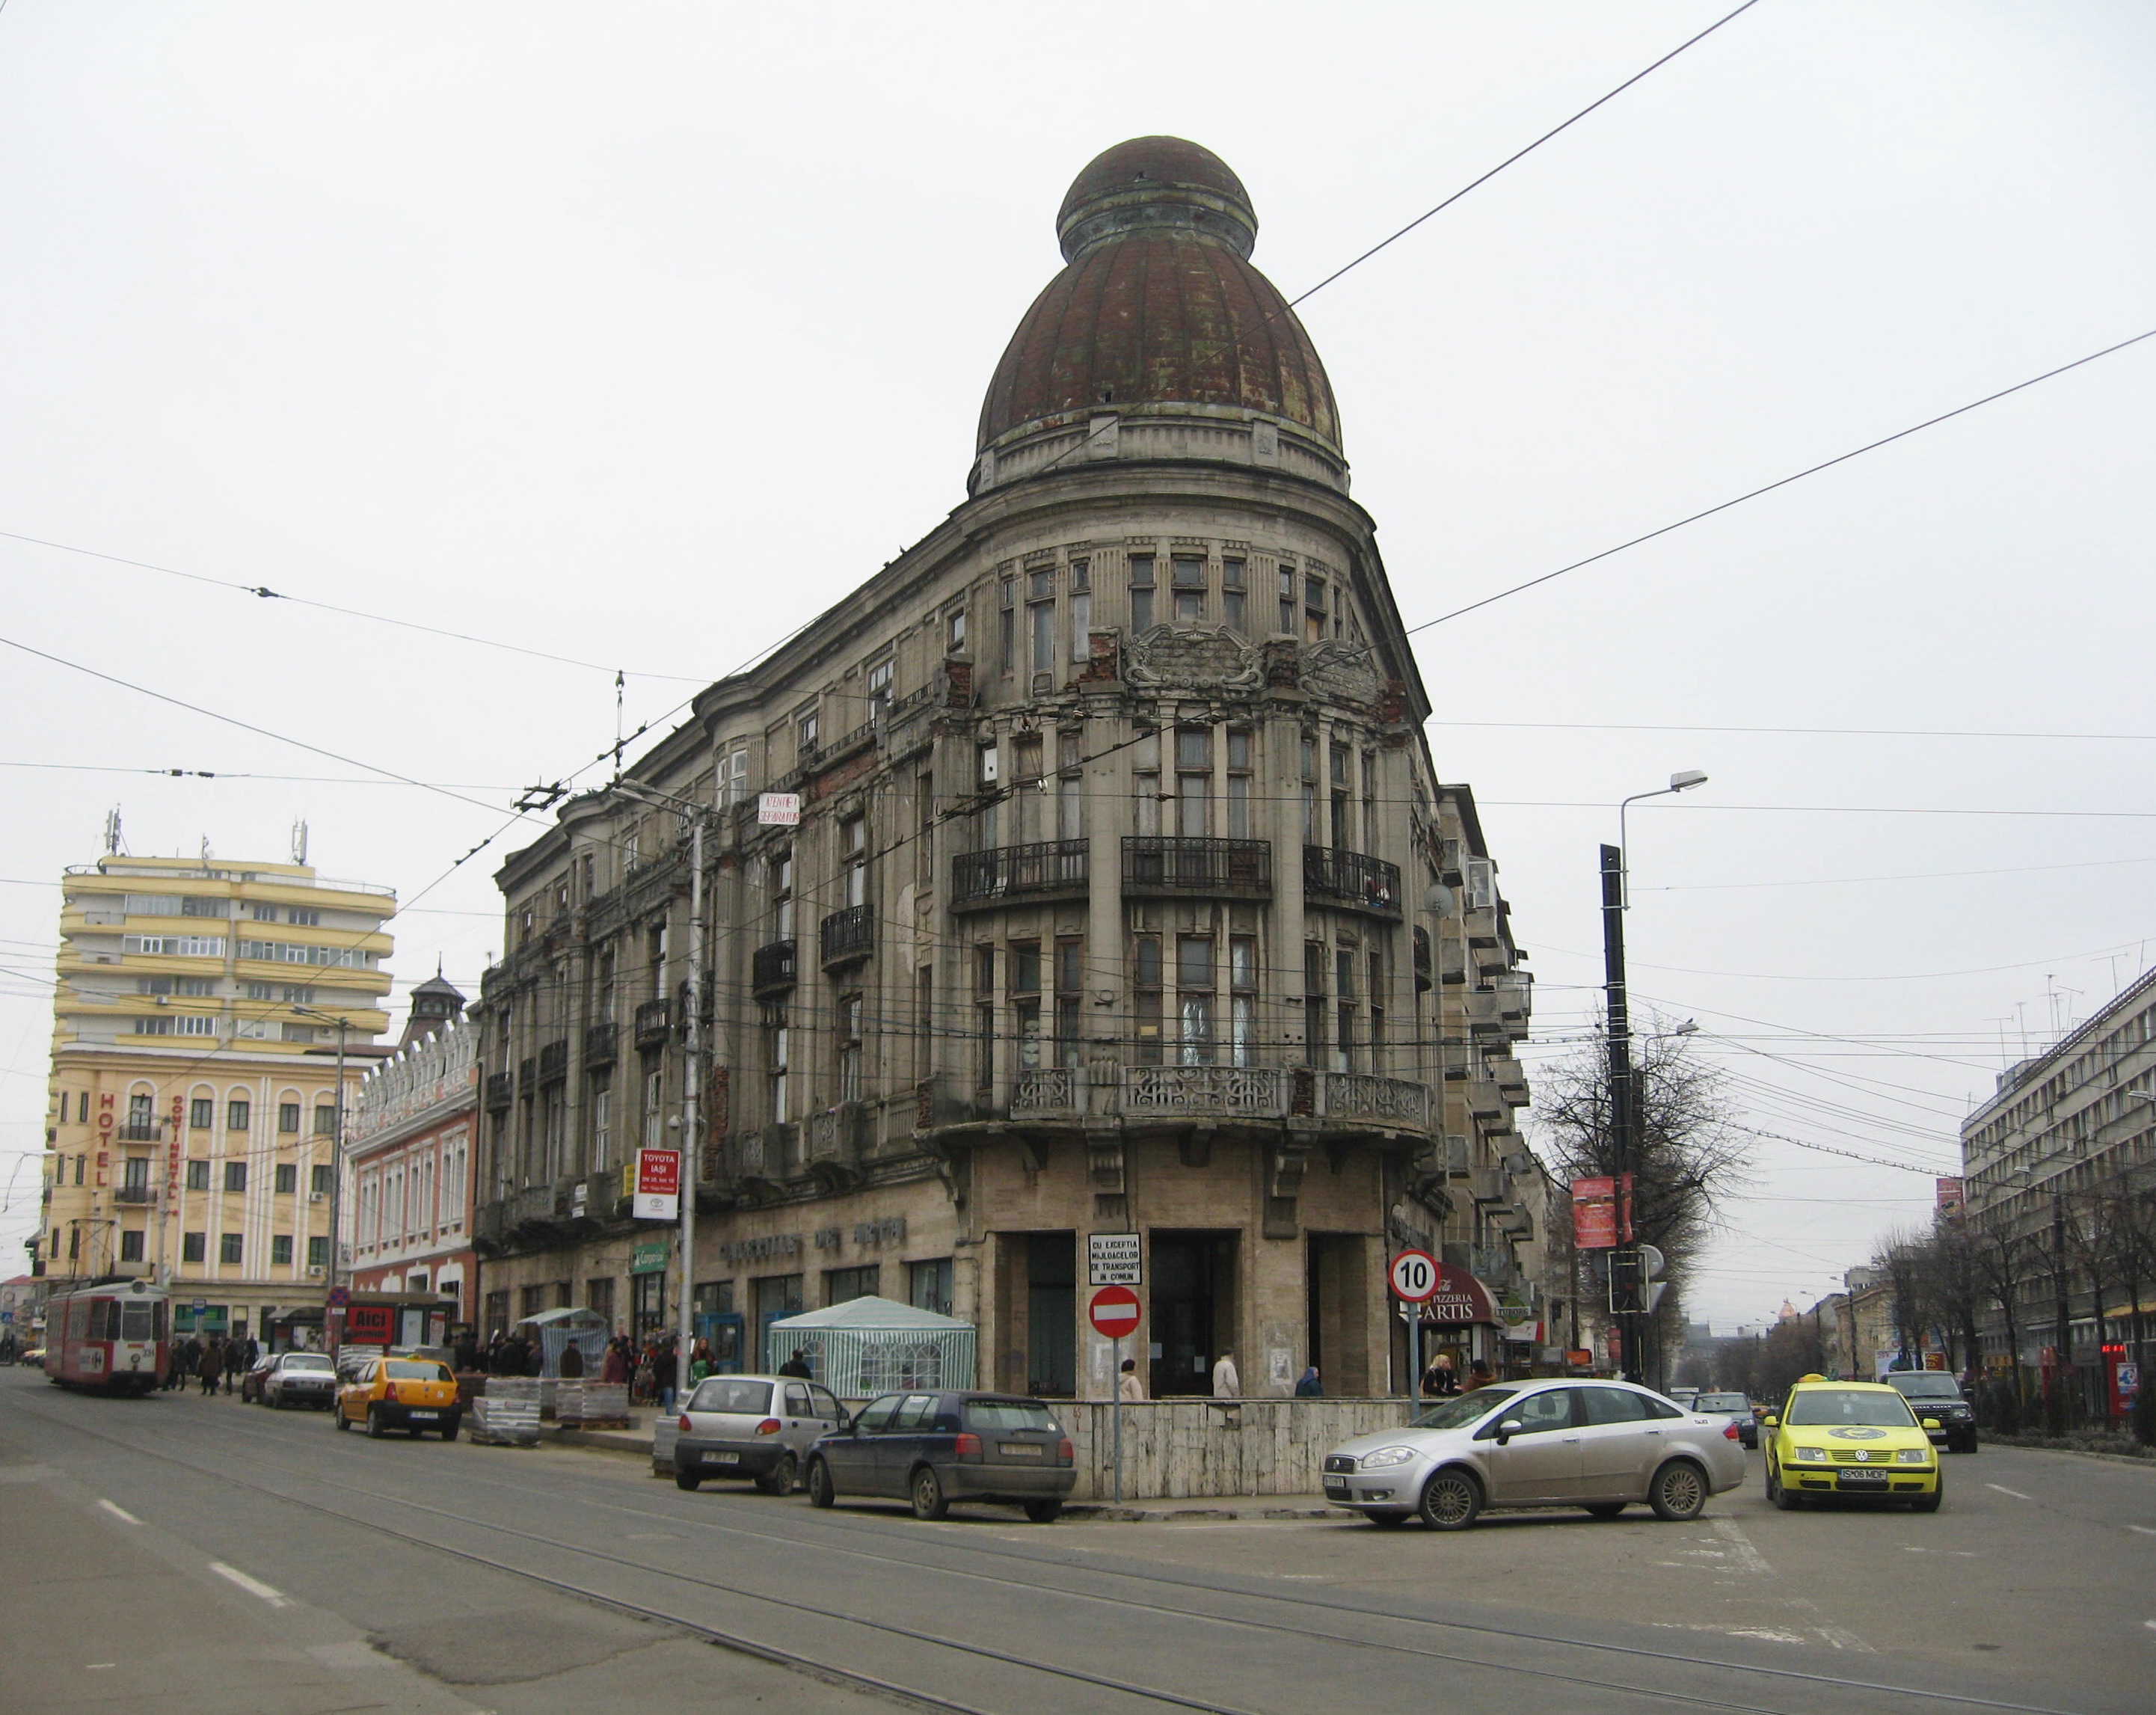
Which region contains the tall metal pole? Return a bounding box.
[2051,1191,2070,1429]
[328,1016,348,1354]
[676,808,707,1409]
[1600,843,1641,1384]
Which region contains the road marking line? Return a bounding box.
[208,1562,290,1608]
[2128,1525,2156,1537]
[96,1499,141,1525]
[1985,1483,2032,1500]
[1711,1518,1770,1574]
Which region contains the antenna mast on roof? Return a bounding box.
[103,806,124,856]
[291,817,310,866]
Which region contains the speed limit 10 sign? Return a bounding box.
[1388,1249,1439,1304]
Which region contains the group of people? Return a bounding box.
[165,1331,259,1394]
[1419,1352,1495,1397]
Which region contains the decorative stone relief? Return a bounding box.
[1124,625,1262,693]
[1300,638,1380,707]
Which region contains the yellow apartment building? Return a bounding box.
[36,851,396,1347]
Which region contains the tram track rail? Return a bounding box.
[6,1385,2092,1715]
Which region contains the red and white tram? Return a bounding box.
[46,1277,169,1394]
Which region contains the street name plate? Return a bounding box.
[1088,1232,1141,1286]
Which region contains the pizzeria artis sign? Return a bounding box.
[1419,1265,1500,1325]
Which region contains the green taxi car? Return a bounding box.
[1763,1376,1942,1512]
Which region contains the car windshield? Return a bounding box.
[1787,1388,1919,1429]
[1695,1393,1750,1412]
[1410,1384,1521,1430]
[386,1360,452,1381]
[283,1354,334,1372]
[967,1399,1058,1432]
[692,1379,773,1414]
[1887,1374,1961,1399]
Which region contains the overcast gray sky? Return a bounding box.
[3,2,2151,1329]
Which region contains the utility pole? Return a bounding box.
[2051,1190,2071,1432]
[1600,842,1641,1384]
[295,1005,351,1353]
[677,806,707,1409]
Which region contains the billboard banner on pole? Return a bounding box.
[1571,1176,1618,1248]
[633,1147,681,1221]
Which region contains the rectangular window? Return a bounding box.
[1222,557,1246,630]
[219,1233,242,1265]
[1176,727,1211,837]
[1069,560,1091,659]
[119,1228,145,1262]
[719,745,751,806]
[767,1023,787,1125]
[1010,941,1042,995]
[1279,566,1296,633]
[866,657,894,711]
[1029,594,1054,674]
[837,996,862,1104]
[591,1076,612,1171]
[188,1097,213,1130]
[908,1257,955,1318]
[185,1159,209,1191]
[122,1155,150,1191]
[1015,997,1041,1071]
[825,1263,880,1306]
[947,606,968,652]
[278,1102,300,1134]
[224,1162,247,1193]
[998,577,1016,675]
[1134,934,1162,1064]
[313,1104,337,1136]
[1304,942,1327,1061]
[1128,553,1155,631]
[271,1235,293,1266]
[915,965,934,1083]
[281,1023,318,1043]
[796,704,820,755]
[311,1164,333,1194]
[274,1163,296,1194]
[1305,574,1328,643]
[227,1099,250,1132]
[286,906,321,927]
[1171,555,1206,622]
[182,1231,206,1263]
[1132,724,1160,837]
[307,1236,329,1268]
[974,1001,995,1095]
[841,815,867,908]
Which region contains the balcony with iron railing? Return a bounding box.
[583,1020,618,1068]
[116,1123,161,1142]
[537,1039,569,1085]
[633,997,673,1047]
[1302,846,1402,917]
[1121,837,1271,898]
[951,839,1089,911]
[484,1072,512,1111]
[114,1184,156,1204]
[818,905,874,971]
[998,1064,1431,1130]
[752,939,798,997]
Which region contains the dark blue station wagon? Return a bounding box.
[804,1390,1075,1521]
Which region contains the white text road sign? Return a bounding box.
[1388,1249,1439,1304]
[1088,1286,1142,1340]
[1088,1232,1142,1286]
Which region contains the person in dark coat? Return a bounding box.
[198,1336,224,1395]
[224,1337,248,1393]
[557,1340,585,1379]
[169,1336,200,1390]
[1294,1366,1324,1398]
[777,1348,813,1380]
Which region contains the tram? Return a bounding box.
[45,1277,169,1394]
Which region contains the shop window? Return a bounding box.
[908,1257,954,1318]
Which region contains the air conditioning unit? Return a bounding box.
[305,1265,324,1277]
[307,1192,325,1203]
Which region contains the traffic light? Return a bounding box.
[1608,1249,1643,1316]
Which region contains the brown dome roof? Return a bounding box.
[978,138,1340,455]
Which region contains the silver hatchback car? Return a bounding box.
[1322,1378,1746,1530]
[674,1373,846,1495]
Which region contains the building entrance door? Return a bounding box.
[1149,1231,1236,1397]
[1027,1233,1075,1396]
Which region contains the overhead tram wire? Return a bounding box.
[1397,325,2156,637]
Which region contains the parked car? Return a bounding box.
[257,1350,338,1411]
[1691,1390,1759,1449]
[1883,1370,1978,1453]
[19,1344,44,1369]
[1763,1377,1941,1511]
[674,1374,847,1495]
[803,1390,1075,1522]
[1321,1378,1746,1530]
[334,1354,462,1440]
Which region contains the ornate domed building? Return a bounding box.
[474,141,1540,1423]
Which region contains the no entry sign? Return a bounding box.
[1388,1249,1439,1304]
[1088,1285,1142,1340]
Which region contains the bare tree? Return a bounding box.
[1971,1223,2043,1429]
[1535,1031,1755,1355]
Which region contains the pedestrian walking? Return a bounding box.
[1117,1357,1145,1402]
[778,1347,813,1380]
[1294,1365,1323,1398]
[602,1337,630,1385]
[224,1337,247,1394]
[688,1338,714,1387]
[1211,1349,1240,1399]
[558,1338,585,1379]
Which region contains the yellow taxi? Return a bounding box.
[1763,1375,1941,1512]
[334,1353,463,1441]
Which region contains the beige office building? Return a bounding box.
[473,138,1545,1396]
[37,850,395,1346]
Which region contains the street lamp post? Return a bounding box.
[612,782,711,1410]
[293,1004,351,1353]
[1603,771,1708,1384]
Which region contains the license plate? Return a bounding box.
[408,1411,439,1420]
[998,1443,1043,1457]
[1837,1468,1888,1484]
[710,1452,738,1464]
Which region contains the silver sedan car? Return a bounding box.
[1322,1378,1746,1530]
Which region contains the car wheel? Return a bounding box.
[1022,1500,1063,1524]
[366,1406,387,1439]
[675,1466,703,1491]
[1649,1459,1709,1522]
[910,1464,949,1521]
[1910,1481,1943,1513]
[1417,1467,1481,1531]
[758,1452,799,1497]
[334,1405,351,1432]
[1585,1502,1627,1519]
[805,1458,835,1509]
[1365,1509,1411,1528]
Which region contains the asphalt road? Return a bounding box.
[4,1368,2150,1715]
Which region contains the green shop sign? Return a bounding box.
[630,1241,670,1276]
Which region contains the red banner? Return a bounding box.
[1571,1176,1618,1248]
[636,1148,681,1197]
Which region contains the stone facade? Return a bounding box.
[470,138,1539,1398]
[345,1006,478,1320]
